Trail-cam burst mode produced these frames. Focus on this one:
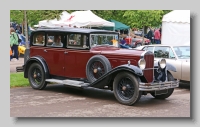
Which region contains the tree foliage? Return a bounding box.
[10,10,172,28]
[123,10,168,29]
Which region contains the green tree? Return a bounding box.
[123,10,172,42]
[123,10,164,29]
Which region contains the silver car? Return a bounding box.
[135,44,190,83]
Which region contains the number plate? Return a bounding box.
[155,89,168,95]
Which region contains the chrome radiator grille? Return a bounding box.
[143,52,154,83]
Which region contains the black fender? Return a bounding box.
[24,56,50,79]
[88,64,143,88]
[154,61,176,72]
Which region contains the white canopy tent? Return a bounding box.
[161,10,190,46]
[38,11,70,27]
[54,10,115,29]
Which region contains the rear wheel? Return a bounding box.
[28,63,47,90]
[151,72,174,99]
[113,72,141,106]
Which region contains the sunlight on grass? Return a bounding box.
[10,72,29,88]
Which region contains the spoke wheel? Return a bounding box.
[90,61,105,79]
[86,55,111,83]
[117,77,135,100]
[113,72,141,106]
[28,63,47,90]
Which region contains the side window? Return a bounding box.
[154,46,169,58]
[46,33,64,47]
[68,34,89,49]
[33,33,45,46]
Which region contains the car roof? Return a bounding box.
[35,27,118,34]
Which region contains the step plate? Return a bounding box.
[45,79,89,88]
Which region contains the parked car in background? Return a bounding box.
[135,45,190,84]
[16,27,179,106]
[130,37,150,48]
[119,36,150,48]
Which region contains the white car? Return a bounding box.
[135,44,190,83]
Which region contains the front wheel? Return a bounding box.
[151,72,174,99]
[113,72,141,106]
[28,63,47,90]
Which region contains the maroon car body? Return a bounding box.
[17,27,179,106]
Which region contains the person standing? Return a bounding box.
[154,28,161,44]
[10,27,19,61]
[147,27,154,44]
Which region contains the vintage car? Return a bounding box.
[135,44,190,84]
[16,27,179,106]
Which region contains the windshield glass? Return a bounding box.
[90,34,119,48]
[173,46,190,59]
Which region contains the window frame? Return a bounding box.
[67,33,89,49]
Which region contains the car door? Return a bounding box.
[64,33,93,79]
[181,59,190,81]
[42,32,66,77]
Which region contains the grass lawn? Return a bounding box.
[10,72,29,88]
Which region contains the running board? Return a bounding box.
[45,79,90,88]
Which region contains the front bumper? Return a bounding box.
[139,79,179,91]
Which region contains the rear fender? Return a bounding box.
[24,56,50,78]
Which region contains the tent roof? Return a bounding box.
[38,11,70,27]
[59,10,115,27]
[162,10,190,23]
[108,19,130,30]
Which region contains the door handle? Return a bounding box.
[44,49,47,52]
[64,51,68,54]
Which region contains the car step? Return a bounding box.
[45,79,89,88]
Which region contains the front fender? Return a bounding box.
[24,56,50,78]
[89,64,143,88]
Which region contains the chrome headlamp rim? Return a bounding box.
[158,58,166,69]
[138,59,146,70]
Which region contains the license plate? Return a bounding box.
[155,89,168,95]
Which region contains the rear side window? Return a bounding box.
[33,32,45,46]
[46,32,65,47]
[67,34,89,49]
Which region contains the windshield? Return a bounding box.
[173,46,190,59]
[90,34,119,48]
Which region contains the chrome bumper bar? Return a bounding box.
[139,79,179,91]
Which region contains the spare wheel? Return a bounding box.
[86,55,111,83]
